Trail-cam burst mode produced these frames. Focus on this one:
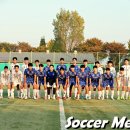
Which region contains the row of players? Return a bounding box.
[0,57,130,100]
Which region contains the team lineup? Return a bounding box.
[0,57,130,100]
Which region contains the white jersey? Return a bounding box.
[0,70,10,85]
[10,63,20,73]
[97,67,103,75]
[21,64,28,74]
[110,67,116,77]
[117,72,126,86]
[12,70,23,86]
[122,65,130,78]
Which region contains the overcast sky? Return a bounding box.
[0,0,130,47]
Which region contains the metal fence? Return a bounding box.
[0,52,129,70]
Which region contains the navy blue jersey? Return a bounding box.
[36,70,45,84]
[56,64,67,73]
[67,71,77,83]
[78,71,88,82]
[45,70,58,85]
[58,72,67,85]
[85,66,91,74]
[89,72,101,84]
[69,65,80,73]
[24,68,36,83]
[102,73,114,83]
[44,66,50,73]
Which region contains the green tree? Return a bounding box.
[53,9,85,52]
[128,40,130,52]
[39,36,46,46]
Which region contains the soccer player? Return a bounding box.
[116,67,126,100]
[89,66,101,99]
[83,59,91,73]
[102,68,114,100]
[21,57,29,97]
[34,60,40,71]
[95,61,103,75]
[107,61,116,77]
[0,66,11,98]
[44,59,51,73]
[44,65,58,100]
[71,58,80,73]
[77,65,89,100]
[12,65,23,98]
[56,58,67,73]
[24,63,37,99]
[122,59,130,99]
[57,67,68,99]
[10,57,20,73]
[36,64,46,99]
[67,65,78,99]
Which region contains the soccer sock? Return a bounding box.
[106,90,109,97]
[74,88,78,98]
[27,88,30,98]
[44,89,47,99]
[20,89,23,98]
[98,91,101,98]
[89,91,91,98]
[85,94,88,99]
[111,90,114,98]
[121,91,125,98]
[63,90,66,97]
[0,89,2,97]
[7,89,10,97]
[67,87,69,97]
[36,89,39,98]
[1,89,3,97]
[126,92,129,99]
[11,89,14,98]
[24,89,27,98]
[117,91,120,97]
[17,90,20,97]
[77,94,80,99]
[56,90,60,97]
[102,90,105,99]
[33,89,36,98]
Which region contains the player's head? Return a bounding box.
[60,58,64,64]
[120,67,124,74]
[14,65,19,72]
[60,67,65,74]
[39,64,43,71]
[95,61,100,67]
[4,66,8,72]
[24,57,29,64]
[50,64,54,71]
[46,59,51,66]
[83,59,88,66]
[28,63,33,70]
[93,65,97,72]
[80,65,85,71]
[70,65,75,72]
[35,60,39,66]
[107,61,113,67]
[12,57,17,64]
[106,68,110,74]
[124,58,129,65]
[72,58,77,64]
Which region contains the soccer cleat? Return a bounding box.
[0,96,3,99]
[62,97,66,100]
[24,96,28,100]
[106,96,108,99]
[121,97,125,100]
[33,96,37,100]
[111,97,114,100]
[98,97,100,100]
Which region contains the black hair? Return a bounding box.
[107,61,113,64]
[93,65,97,69]
[50,64,54,67]
[83,59,88,62]
[13,57,17,60]
[4,66,8,69]
[46,59,51,62]
[95,61,100,64]
[60,67,65,71]
[60,58,64,61]
[120,67,124,71]
[70,65,75,68]
[80,65,85,68]
[28,63,33,67]
[24,57,29,60]
[106,68,110,71]
[39,64,43,67]
[124,58,129,62]
[35,60,39,63]
[14,65,19,68]
[72,58,77,61]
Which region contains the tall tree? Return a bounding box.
[18,42,32,52]
[39,36,46,46]
[53,9,85,52]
